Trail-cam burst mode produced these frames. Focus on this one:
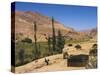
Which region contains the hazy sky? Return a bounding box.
[13,2,97,31]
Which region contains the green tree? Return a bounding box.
[47,35,52,55]
[38,43,41,51]
[48,36,51,51]
[33,22,38,59]
[89,44,97,56]
[18,49,24,65]
[38,43,41,58]
[56,30,65,53]
[92,44,97,49]
[51,17,56,52]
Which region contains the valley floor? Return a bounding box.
[15,54,85,73]
[15,41,96,73]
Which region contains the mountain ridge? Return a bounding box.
[12,11,97,42]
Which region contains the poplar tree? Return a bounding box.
[51,17,56,52]
[33,22,38,59]
[57,30,65,53]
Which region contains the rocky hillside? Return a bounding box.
[12,11,97,42]
[79,28,97,40]
[12,11,74,41]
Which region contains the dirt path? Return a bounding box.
[30,55,85,73]
[15,54,85,73]
[15,42,95,73]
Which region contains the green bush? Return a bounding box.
[68,44,73,47]
[75,44,81,50]
[92,44,97,49]
[89,44,97,56]
[21,37,32,43]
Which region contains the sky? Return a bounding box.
[12,2,97,31]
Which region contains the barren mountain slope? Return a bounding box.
[12,11,97,42]
[13,11,74,41]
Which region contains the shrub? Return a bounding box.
[92,44,97,49]
[68,44,72,47]
[89,44,97,56]
[75,44,81,50]
[63,52,69,59]
[21,37,32,43]
[89,48,97,56]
